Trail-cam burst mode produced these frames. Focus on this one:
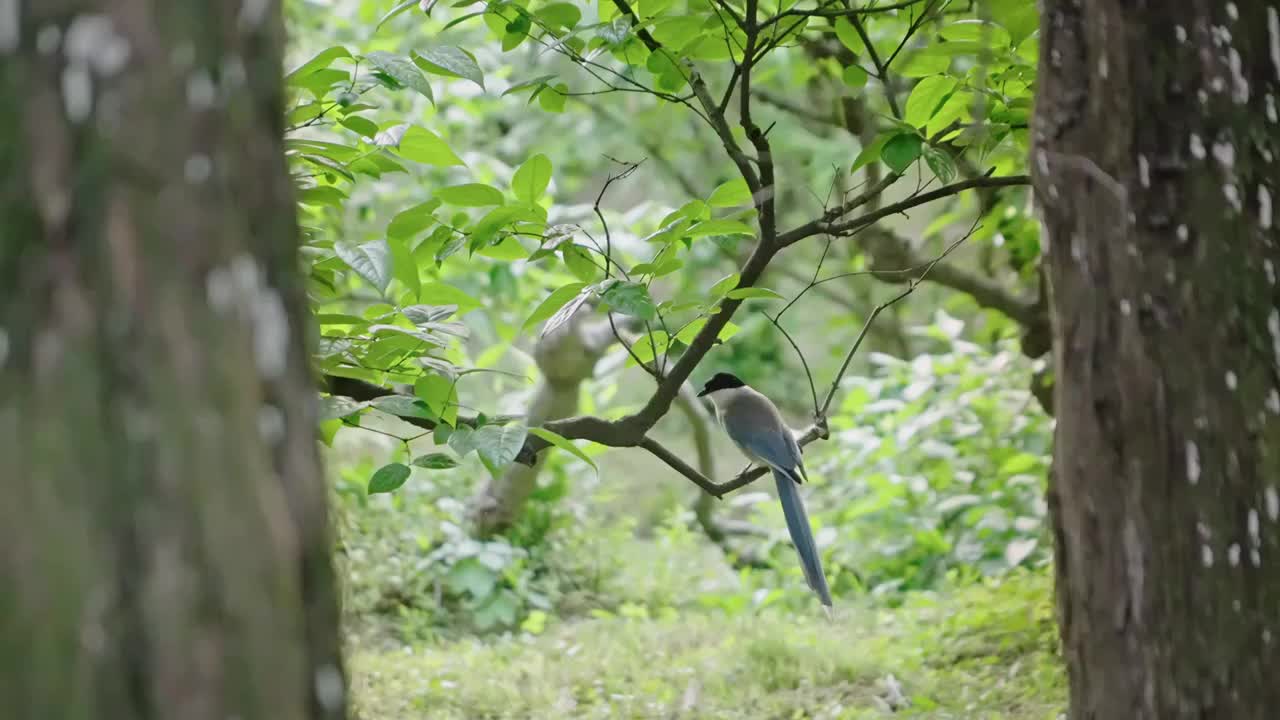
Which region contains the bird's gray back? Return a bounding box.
[720,389,802,472]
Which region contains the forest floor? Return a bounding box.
[346,572,1064,719]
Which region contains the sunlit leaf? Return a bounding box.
[376,0,423,31]
[538,83,568,112]
[512,153,553,203]
[529,427,598,472]
[687,219,755,238]
[706,178,752,208]
[524,282,588,332]
[436,183,505,207]
[709,273,740,298]
[727,287,783,301]
[387,201,439,240]
[419,282,482,313]
[396,127,464,166]
[904,76,957,129]
[842,64,868,88]
[286,46,351,82]
[833,17,864,54]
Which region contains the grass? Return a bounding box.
[348,571,1064,720]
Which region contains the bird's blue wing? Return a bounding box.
[722,409,803,479]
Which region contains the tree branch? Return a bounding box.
[610,0,762,194]
[777,173,1031,246]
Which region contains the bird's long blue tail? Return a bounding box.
[773,469,832,609]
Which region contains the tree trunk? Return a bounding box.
[1033,1,1280,717]
[0,3,346,719]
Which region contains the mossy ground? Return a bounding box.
[348,571,1064,720]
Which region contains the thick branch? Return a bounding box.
[777,174,1031,246]
[861,227,1041,326]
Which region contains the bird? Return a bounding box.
[697,371,833,614]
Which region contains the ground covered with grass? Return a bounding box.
[348,571,1064,719]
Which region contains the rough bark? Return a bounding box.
[0,2,346,719]
[1033,1,1280,717]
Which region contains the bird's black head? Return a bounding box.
[697,372,746,397]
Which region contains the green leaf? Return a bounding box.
[927,90,973,136]
[529,427,598,472]
[895,52,950,77]
[881,133,924,174]
[538,83,568,112]
[562,244,597,282]
[368,463,411,494]
[628,330,670,365]
[675,318,741,345]
[413,46,485,89]
[833,17,864,54]
[904,76,957,129]
[851,133,891,173]
[706,178,752,208]
[412,453,460,470]
[339,115,379,138]
[415,374,458,425]
[939,19,1012,47]
[511,153,553,203]
[448,425,478,456]
[923,146,957,183]
[503,74,557,96]
[402,304,458,324]
[727,287,784,301]
[318,395,370,420]
[336,240,393,293]
[687,219,755,238]
[601,281,656,320]
[387,201,439,240]
[419,282,482,313]
[364,51,434,103]
[709,273,740,298]
[297,186,348,208]
[299,154,354,182]
[435,183,505,207]
[842,64,868,88]
[537,2,582,30]
[473,423,529,469]
[388,236,421,300]
[542,285,592,338]
[370,395,434,419]
[376,0,423,31]
[523,282,588,332]
[397,127,464,166]
[447,559,497,598]
[999,452,1041,475]
[286,46,351,82]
